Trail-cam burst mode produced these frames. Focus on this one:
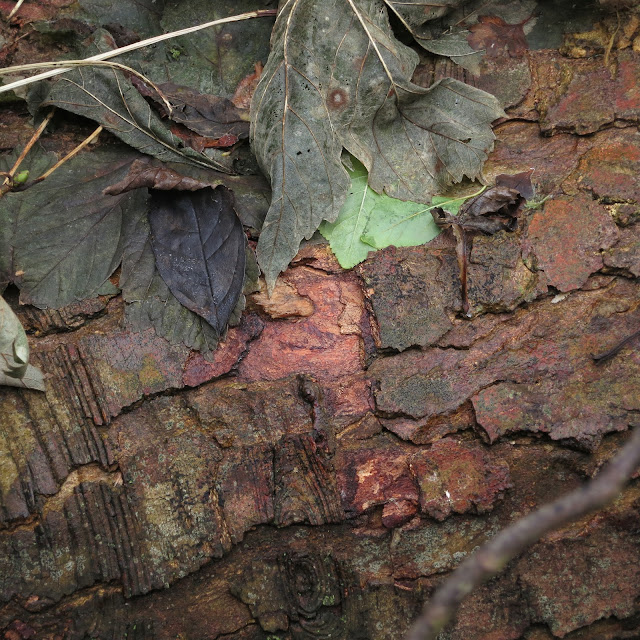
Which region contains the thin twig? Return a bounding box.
[405,426,640,640]
[6,0,25,20]
[0,108,55,197]
[0,9,277,95]
[5,108,54,179]
[37,125,103,181]
[0,60,174,115]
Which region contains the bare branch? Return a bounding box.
[405,427,640,640]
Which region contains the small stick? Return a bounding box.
[4,108,55,180]
[0,108,55,197]
[592,328,640,364]
[13,125,103,191]
[405,426,640,640]
[6,0,25,20]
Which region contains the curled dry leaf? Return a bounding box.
[104,158,211,194]
[132,78,250,141]
[431,171,533,314]
[0,296,44,391]
[231,62,264,110]
[103,156,271,232]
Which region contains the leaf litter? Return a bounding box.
[0,0,512,377]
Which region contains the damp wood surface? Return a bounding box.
[2,4,640,640]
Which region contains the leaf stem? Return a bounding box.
[0,108,55,197]
[0,9,277,95]
[37,125,104,182]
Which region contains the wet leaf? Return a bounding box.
[231,62,264,110]
[252,0,503,289]
[321,157,484,267]
[5,147,146,309]
[121,208,254,353]
[0,144,58,292]
[61,0,165,39]
[104,158,212,194]
[0,296,44,391]
[384,0,465,28]
[37,30,230,172]
[414,30,484,74]
[148,187,246,334]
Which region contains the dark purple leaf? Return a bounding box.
[149,187,246,334]
[495,169,535,200]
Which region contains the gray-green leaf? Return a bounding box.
[0,296,44,391]
[7,147,147,309]
[38,30,229,172]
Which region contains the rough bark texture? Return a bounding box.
[2,6,640,640]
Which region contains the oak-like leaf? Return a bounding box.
[148,187,246,334]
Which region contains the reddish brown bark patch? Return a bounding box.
[410,439,511,521]
[238,267,365,381]
[526,193,619,291]
[371,277,640,449]
[182,314,264,387]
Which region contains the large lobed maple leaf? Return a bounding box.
[251,0,504,290]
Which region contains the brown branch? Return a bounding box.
[405,426,640,640]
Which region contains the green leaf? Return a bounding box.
[361,187,478,250]
[319,158,380,269]
[321,158,483,264]
[252,0,503,289]
[7,147,146,309]
[0,296,44,391]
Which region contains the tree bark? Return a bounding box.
[3,22,640,640]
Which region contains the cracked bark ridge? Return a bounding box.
[371,277,640,450]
